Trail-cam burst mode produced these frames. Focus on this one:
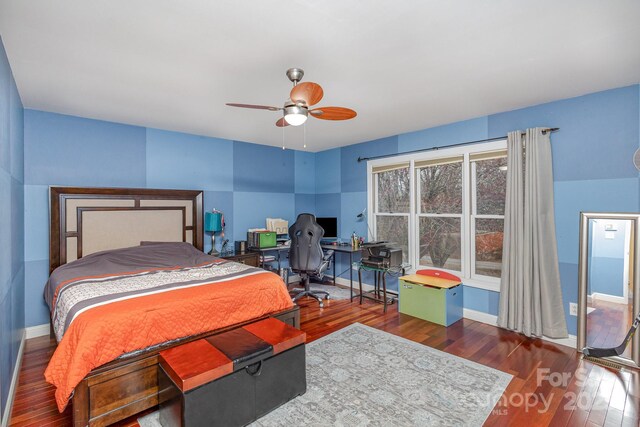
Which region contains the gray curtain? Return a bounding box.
[497,128,568,338]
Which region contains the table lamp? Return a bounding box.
[205,211,223,256]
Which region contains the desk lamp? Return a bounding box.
[356,208,375,242]
[205,211,223,256]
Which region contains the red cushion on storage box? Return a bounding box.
[416,269,461,282]
[159,318,306,392]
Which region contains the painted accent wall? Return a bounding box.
[319,84,640,336]
[0,36,25,418]
[23,111,313,327]
[21,84,640,341]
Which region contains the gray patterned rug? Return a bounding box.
[290,283,352,300]
[139,323,512,427]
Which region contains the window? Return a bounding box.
[471,154,507,278]
[417,157,463,272]
[373,164,410,262]
[368,141,507,291]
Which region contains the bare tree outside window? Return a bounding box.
[473,157,507,277]
[370,146,507,283]
[419,217,461,270]
[375,167,410,262]
[419,162,462,214]
[476,158,507,215]
[418,161,462,270]
[377,168,410,213]
[376,215,409,262]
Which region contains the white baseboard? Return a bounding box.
[461,308,577,349]
[463,308,499,326]
[590,292,627,305]
[1,330,25,427]
[333,278,578,350]
[25,323,50,339]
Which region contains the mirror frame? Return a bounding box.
[577,212,640,368]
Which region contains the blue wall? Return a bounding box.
[23,111,313,327]
[20,83,640,339]
[0,36,25,418]
[315,85,640,335]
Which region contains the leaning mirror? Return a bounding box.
[577,212,640,368]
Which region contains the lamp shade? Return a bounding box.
[284,105,308,126]
[205,212,223,232]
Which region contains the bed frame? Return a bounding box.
[48,187,300,426]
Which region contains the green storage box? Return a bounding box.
[399,274,463,327]
[248,231,277,249]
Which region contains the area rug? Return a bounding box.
[290,283,352,300]
[139,323,512,427]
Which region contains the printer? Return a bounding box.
[361,244,403,270]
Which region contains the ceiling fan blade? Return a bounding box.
[226,103,282,111]
[290,82,324,107]
[276,117,290,127]
[309,107,357,121]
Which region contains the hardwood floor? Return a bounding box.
[587,299,634,359]
[9,296,640,426]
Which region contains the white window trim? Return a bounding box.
[373,166,412,262]
[367,140,507,292]
[470,156,506,284]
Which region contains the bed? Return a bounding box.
[45,187,299,426]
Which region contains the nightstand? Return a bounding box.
[220,251,260,267]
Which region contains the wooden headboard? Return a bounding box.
[49,187,203,273]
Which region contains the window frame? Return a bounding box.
[373,165,411,263]
[415,158,464,273]
[367,140,507,292]
[470,158,507,282]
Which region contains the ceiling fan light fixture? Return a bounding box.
[284,105,308,126]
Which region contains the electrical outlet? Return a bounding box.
[569,303,578,316]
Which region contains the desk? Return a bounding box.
[219,251,260,267]
[357,264,407,313]
[321,244,362,300]
[249,246,290,271]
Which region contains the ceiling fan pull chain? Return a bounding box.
[304,122,307,149]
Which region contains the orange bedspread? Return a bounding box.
[44,270,293,412]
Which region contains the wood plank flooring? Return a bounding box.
[9,296,640,426]
[587,299,634,359]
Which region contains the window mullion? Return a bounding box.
[463,152,471,279]
[409,159,416,268]
[372,172,379,239]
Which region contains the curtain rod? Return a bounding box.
[356,127,560,163]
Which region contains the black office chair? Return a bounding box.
[288,213,334,308]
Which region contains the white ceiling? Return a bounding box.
[1,1,639,152]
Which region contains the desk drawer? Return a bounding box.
[399,280,463,326]
[222,252,259,267]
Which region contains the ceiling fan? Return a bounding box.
[226,68,357,127]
